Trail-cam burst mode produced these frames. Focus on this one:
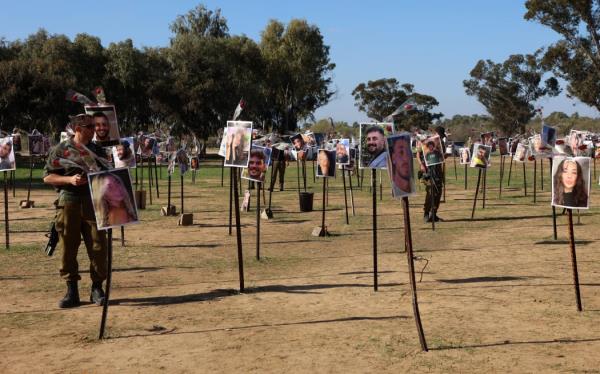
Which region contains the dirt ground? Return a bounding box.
[1,155,599,373]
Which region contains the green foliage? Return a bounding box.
[351,78,442,130]
[259,19,335,132]
[309,118,357,138]
[463,53,560,135]
[0,4,335,139]
[525,0,600,112]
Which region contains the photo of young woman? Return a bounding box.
[316,149,336,177]
[225,121,252,167]
[551,156,590,209]
[89,168,139,230]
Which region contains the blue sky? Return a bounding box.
[1,1,597,123]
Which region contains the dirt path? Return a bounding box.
[1,157,599,373]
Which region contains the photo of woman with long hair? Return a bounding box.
[89,169,139,229]
[225,121,252,167]
[552,156,590,209]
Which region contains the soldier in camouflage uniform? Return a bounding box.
[43,114,109,308]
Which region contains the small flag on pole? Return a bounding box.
[233,98,245,121]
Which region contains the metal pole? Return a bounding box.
[567,209,583,312]
[3,171,9,249]
[221,158,225,187]
[540,157,544,191]
[482,169,486,209]
[498,155,504,199]
[154,156,160,198]
[26,156,34,203]
[507,157,513,186]
[471,169,482,220]
[402,197,428,352]
[342,169,349,224]
[372,169,378,291]
[180,173,184,214]
[98,228,113,339]
[523,162,527,196]
[229,168,233,235]
[348,168,355,216]
[147,157,153,205]
[232,170,245,292]
[533,159,537,204]
[256,183,261,260]
[321,177,327,234]
[167,174,171,213]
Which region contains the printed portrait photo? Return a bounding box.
[88,168,139,230]
[176,149,189,174]
[541,124,557,147]
[225,121,252,168]
[290,133,306,151]
[568,130,585,157]
[112,137,136,169]
[480,131,494,146]
[386,133,415,198]
[218,127,228,158]
[359,123,391,169]
[335,139,350,165]
[190,156,200,170]
[85,104,120,146]
[514,143,528,162]
[509,138,519,155]
[529,134,553,158]
[0,136,16,171]
[138,136,157,158]
[470,143,491,168]
[29,134,46,156]
[551,156,590,210]
[241,145,271,183]
[316,149,336,178]
[421,135,444,167]
[459,147,471,165]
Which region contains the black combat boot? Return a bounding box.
[90,282,105,306]
[59,281,80,308]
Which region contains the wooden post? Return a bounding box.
[98,228,113,339]
[372,169,378,291]
[232,170,245,292]
[401,197,428,352]
[471,169,482,220]
[167,174,172,212]
[464,163,468,190]
[320,177,327,235]
[567,209,583,311]
[120,226,125,247]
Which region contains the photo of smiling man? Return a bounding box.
[241,145,270,183]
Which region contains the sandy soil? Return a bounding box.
[1,156,599,373]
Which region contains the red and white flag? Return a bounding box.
[232,98,245,120]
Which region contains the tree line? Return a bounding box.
[0,4,335,139]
